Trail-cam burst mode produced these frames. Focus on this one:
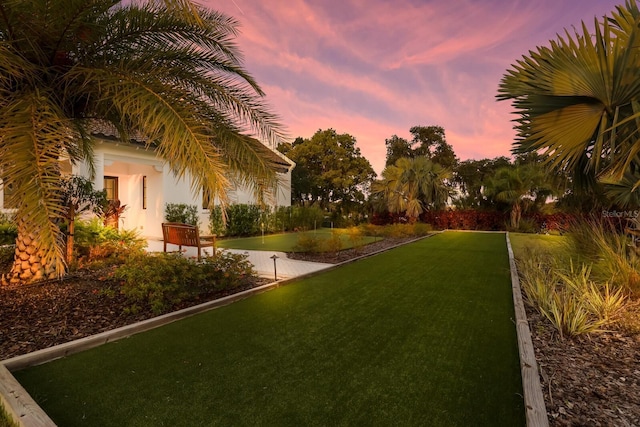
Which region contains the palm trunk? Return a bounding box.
[510,203,522,229]
[2,218,59,285]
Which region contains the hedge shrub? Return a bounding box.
[164,203,199,226]
[114,251,255,314]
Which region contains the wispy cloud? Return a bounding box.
[207,0,622,174]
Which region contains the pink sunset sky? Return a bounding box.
[207,0,623,175]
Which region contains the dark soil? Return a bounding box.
[1,237,639,426]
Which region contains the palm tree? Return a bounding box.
[497,1,640,203]
[483,164,552,229]
[371,157,451,222]
[0,0,284,284]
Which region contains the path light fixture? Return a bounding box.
[270,254,279,281]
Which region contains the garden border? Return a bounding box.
[506,232,549,427]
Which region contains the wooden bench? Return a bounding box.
[161,222,216,261]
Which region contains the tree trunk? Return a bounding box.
[66,205,75,264]
[2,218,59,285]
[510,203,522,230]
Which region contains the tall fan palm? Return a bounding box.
[497,1,640,203]
[0,0,284,284]
[371,157,451,222]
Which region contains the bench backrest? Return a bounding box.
[162,222,200,246]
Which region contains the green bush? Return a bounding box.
[292,205,325,231]
[0,211,15,223]
[356,223,381,237]
[209,204,271,237]
[274,206,294,232]
[212,204,328,236]
[114,253,193,314]
[0,222,16,245]
[74,218,146,266]
[198,251,255,291]
[114,251,256,314]
[164,203,199,226]
[226,204,263,236]
[209,206,225,236]
[0,212,16,245]
[273,205,325,232]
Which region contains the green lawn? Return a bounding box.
[14,232,524,426]
[508,232,567,259]
[217,228,379,252]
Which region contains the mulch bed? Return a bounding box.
[0,267,268,361]
[1,237,639,426]
[526,304,640,426]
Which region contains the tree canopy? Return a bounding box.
[483,163,556,229]
[0,0,284,283]
[372,156,451,222]
[278,129,376,212]
[385,125,458,169]
[452,157,512,209]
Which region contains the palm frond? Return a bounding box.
[498,1,640,184]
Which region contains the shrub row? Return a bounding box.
[420,210,507,230]
[292,223,433,254]
[209,204,326,237]
[164,203,199,226]
[374,209,581,233]
[113,251,256,314]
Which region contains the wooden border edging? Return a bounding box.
[0,230,436,426]
[0,364,55,427]
[506,232,549,427]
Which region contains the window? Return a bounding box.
[142,176,147,210]
[104,176,118,201]
[202,188,210,210]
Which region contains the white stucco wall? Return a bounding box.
[0,140,294,239]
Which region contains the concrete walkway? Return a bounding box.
[145,239,333,280]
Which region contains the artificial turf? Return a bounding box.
[14,231,524,426]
